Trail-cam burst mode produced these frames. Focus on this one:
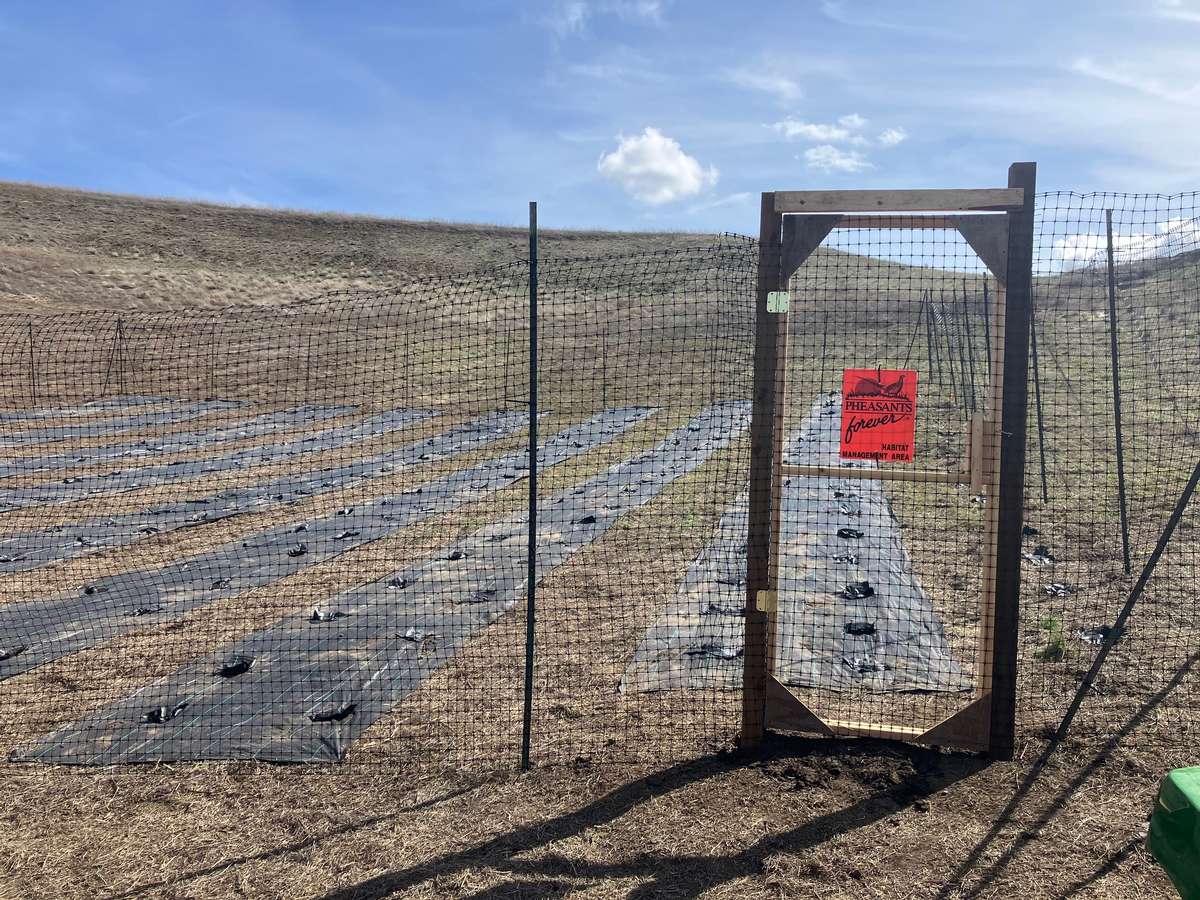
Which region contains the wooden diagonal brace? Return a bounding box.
[955,215,1010,282]
[781,215,842,279]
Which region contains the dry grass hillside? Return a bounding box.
[0,181,712,314]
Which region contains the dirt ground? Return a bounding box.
[0,181,1192,898]
[0,697,1184,899]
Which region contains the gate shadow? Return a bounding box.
[319,738,987,900]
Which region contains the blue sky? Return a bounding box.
[1,0,1198,233]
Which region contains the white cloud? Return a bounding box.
[945,59,1200,189]
[540,0,665,36]
[726,66,802,104]
[687,191,754,213]
[560,45,664,85]
[542,1,590,35]
[803,144,872,173]
[598,127,718,204]
[222,188,268,208]
[618,0,665,22]
[818,0,961,37]
[1053,217,1200,265]
[767,115,905,173]
[1155,0,1200,23]
[556,130,610,144]
[566,60,660,84]
[770,113,872,144]
[1071,57,1200,105]
[771,119,851,141]
[187,186,269,208]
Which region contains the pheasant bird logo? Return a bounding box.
[846,373,908,399]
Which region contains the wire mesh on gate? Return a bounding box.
[0,193,1197,772]
[758,222,999,741]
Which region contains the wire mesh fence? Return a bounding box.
[0,239,756,771]
[0,192,1196,772]
[1022,192,1200,732]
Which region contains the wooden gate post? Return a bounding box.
[988,162,1037,759]
[741,193,784,750]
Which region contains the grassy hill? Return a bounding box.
[0,181,714,313]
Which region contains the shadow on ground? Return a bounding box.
[106,652,1195,899]
[108,782,484,900]
[314,739,987,900]
[935,649,1199,899]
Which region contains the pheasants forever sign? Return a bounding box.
[839,368,918,463]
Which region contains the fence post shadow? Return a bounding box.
[936,647,1200,899]
[108,780,487,900]
[1053,837,1141,900]
[315,738,988,900]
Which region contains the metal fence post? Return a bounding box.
[981,279,993,372]
[952,290,972,415]
[1105,209,1133,575]
[520,201,538,772]
[103,317,127,398]
[28,321,38,407]
[924,292,939,383]
[938,292,959,410]
[961,280,978,412]
[208,323,218,400]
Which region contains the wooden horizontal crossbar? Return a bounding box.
[820,718,928,740]
[833,215,963,229]
[820,701,990,752]
[774,188,1024,214]
[780,463,963,484]
[765,675,991,751]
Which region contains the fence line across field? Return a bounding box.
[0,188,1196,771]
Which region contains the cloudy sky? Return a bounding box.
[1,1,1198,232]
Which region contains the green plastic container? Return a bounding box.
[1149,767,1200,899]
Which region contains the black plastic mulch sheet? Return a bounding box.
[0,404,356,478]
[0,407,654,683]
[623,394,969,694]
[0,409,511,574]
[19,401,748,764]
[0,395,176,425]
[0,398,244,449]
[0,407,436,512]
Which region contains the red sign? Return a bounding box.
[839,368,918,463]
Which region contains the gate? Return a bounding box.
[740,164,1037,758]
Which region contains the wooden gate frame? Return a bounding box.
[741,163,1037,759]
